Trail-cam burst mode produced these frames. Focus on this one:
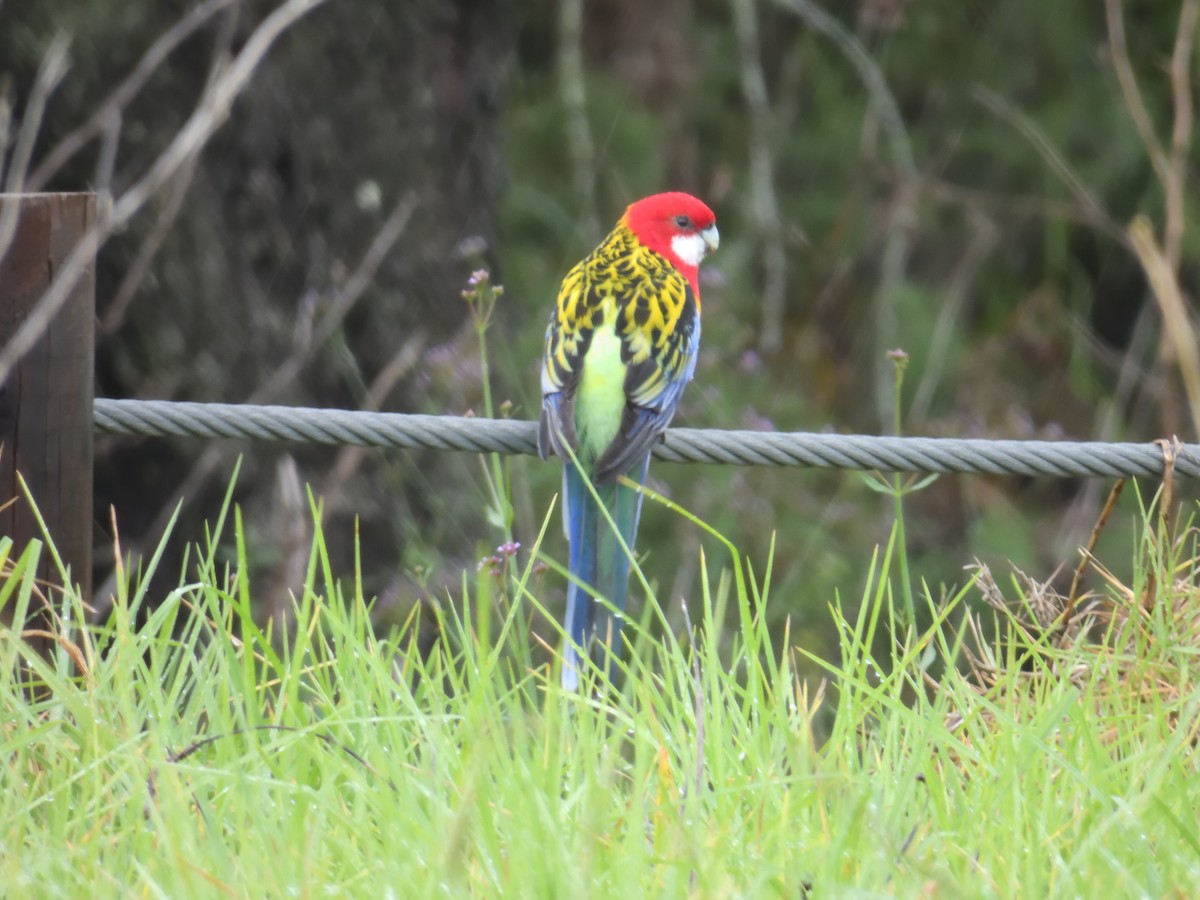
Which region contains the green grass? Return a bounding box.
[4,480,1200,896]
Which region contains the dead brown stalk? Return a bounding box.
[1105,0,1200,439]
[1064,478,1125,629]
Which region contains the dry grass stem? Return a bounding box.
[958,515,1200,753]
[1065,478,1125,627]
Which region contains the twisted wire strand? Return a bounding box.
[93,399,1200,479]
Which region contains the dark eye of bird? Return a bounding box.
[673,214,691,229]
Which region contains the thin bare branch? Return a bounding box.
[772,0,917,427]
[910,211,999,421]
[731,0,788,356]
[0,80,12,216]
[0,36,70,266]
[1103,0,1170,187]
[972,85,1113,232]
[260,454,308,630]
[558,0,599,243]
[0,0,330,387]
[91,193,418,616]
[101,10,238,337]
[321,331,428,503]
[93,110,122,202]
[918,174,1130,248]
[0,83,10,158]
[1104,0,1199,437]
[1164,0,1199,271]
[98,156,199,337]
[773,0,914,174]
[256,193,419,399]
[27,0,240,190]
[1129,215,1200,437]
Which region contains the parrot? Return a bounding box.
[538,192,719,690]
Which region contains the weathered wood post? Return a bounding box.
[0,193,95,646]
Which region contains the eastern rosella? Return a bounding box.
[539,192,719,690]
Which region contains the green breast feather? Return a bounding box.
[575,311,626,463]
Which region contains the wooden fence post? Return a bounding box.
[0,193,96,643]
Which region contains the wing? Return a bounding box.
[591,269,700,482]
[538,259,593,462]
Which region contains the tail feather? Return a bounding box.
[561,457,649,690]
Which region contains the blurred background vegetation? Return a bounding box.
[3,0,1197,664]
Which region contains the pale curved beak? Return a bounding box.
[702,224,720,254]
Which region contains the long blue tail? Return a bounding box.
[561,457,650,690]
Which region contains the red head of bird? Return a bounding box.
[620,192,719,300]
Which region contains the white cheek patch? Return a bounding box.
[671,232,708,268]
